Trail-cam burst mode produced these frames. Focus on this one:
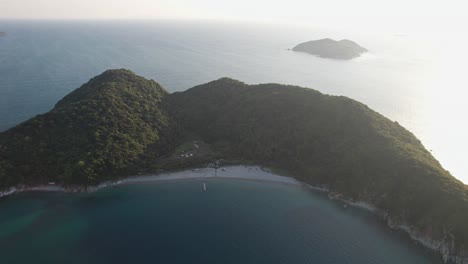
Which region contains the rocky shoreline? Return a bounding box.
[327,192,467,264]
[283,183,466,263]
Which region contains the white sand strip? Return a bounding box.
[1,165,301,198]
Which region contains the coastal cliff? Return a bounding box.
[1,69,467,262]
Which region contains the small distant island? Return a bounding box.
[0,32,6,37]
[292,38,368,60]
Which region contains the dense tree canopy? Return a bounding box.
[166,77,468,257]
[0,69,173,186]
[0,69,467,260]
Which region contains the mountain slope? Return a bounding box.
[166,77,468,262]
[0,69,173,186]
[0,70,467,262]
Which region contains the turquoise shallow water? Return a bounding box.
[0,177,441,264]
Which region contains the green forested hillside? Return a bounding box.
[166,78,468,256]
[0,69,174,186]
[0,70,467,260]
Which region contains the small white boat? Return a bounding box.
[203,183,207,191]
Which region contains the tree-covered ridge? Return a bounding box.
[166,78,468,255]
[0,69,172,186]
[0,70,467,261]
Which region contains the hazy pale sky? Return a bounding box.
[0,0,466,31]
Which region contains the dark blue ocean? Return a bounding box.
[0,177,442,264]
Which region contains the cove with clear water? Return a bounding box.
[0,169,441,264]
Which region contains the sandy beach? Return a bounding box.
[0,165,301,198]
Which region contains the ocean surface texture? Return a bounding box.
[0,169,441,263]
[0,20,465,182]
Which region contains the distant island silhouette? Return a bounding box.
[292,38,367,60]
[0,32,7,37]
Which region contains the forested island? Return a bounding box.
[0,69,467,263]
[292,38,368,59]
[0,32,6,37]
